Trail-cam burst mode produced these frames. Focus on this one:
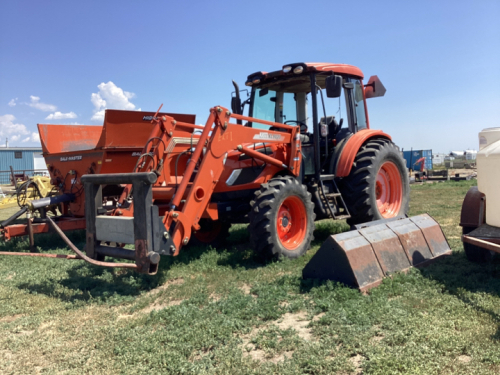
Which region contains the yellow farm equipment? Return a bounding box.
[0,176,54,210]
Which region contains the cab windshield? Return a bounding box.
[250,88,298,130]
[248,74,367,134]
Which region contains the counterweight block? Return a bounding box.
[302,214,451,292]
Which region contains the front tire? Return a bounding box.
[340,138,409,226]
[248,176,315,259]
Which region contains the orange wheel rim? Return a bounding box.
[277,196,307,250]
[375,161,403,218]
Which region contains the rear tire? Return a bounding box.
[248,176,315,259]
[340,138,409,226]
[462,226,494,263]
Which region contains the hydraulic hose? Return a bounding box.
[46,216,138,270]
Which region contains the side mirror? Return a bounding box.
[364,75,386,99]
[326,75,343,98]
[231,96,241,115]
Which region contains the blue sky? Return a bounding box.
[1,0,498,153]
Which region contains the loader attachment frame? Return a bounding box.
[1,105,303,273]
[82,172,168,275]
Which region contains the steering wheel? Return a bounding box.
[284,120,308,133]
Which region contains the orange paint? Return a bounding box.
[335,130,391,177]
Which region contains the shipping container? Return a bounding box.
[402,149,433,171]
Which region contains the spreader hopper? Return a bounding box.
[303,214,451,292]
[37,109,196,216]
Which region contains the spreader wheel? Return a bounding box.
[16,180,42,208]
[249,176,315,259]
[340,138,409,226]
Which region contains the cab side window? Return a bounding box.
[352,79,367,131]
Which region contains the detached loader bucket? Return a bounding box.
[303,214,451,292]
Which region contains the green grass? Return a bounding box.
[1,179,499,374]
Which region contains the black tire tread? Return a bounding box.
[248,176,315,259]
[340,138,409,226]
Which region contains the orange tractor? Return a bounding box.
[3,62,441,283]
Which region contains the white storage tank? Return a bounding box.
[477,127,500,227]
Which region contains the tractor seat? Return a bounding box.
[299,134,310,143]
[320,116,340,138]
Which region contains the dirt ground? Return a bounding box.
[447,168,477,177]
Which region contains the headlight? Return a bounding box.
[283,66,292,73]
[293,66,304,74]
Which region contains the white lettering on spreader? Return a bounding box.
[132,152,141,156]
[60,155,82,162]
[253,132,285,141]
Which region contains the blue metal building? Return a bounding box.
[402,150,433,171]
[0,147,43,184]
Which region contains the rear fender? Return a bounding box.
[460,186,485,228]
[334,129,392,177]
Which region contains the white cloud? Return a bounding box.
[0,114,30,143]
[8,98,17,107]
[22,132,40,143]
[91,81,137,122]
[45,111,77,120]
[91,109,105,122]
[29,95,57,112]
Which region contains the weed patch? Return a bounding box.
[1,179,500,373]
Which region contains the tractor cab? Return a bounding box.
[232,62,386,178]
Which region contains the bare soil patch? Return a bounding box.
[141,299,184,314]
[458,355,472,363]
[312,312,325,322]
[239,283,253,296]
[0,314,24,323]
[147,278,185,296]
[349,354,364,374]
[275,312,311,341]
[240,311,313,363]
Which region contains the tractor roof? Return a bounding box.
[246,62,364,86]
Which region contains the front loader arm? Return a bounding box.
[0,106,302,274]
[164,106,302,255]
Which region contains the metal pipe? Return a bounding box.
[0,252,81,259]
[231,114,296,130]
[9,166,16,186]
[30,193,75,210]
[1,206,28,228]
[94,246,136,261]
[175,122,204,130]
[27,217,36,253]
[310,73,320,179]
[462,235,500,254]
[46,216,138,269]
[240,146,287,169]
